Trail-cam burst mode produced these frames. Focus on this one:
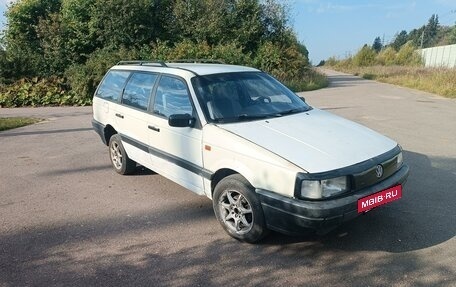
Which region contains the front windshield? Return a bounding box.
[192,72,311,123]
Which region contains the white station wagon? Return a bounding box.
[92,61,409,242]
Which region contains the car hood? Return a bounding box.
[219,109,397,173]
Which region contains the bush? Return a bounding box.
[362,73,376,80]
[211,42,252,65]
[395,42,422,66]
[252,41,318,91]
[3,39,322,106]
[325,56,338,66]
[0,77,89,107]
[376,47,396,66]
[253,41,284,77]
[353,45,377,67]
[65,40,317,102]
[325,42,424,69]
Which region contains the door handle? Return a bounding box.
[148,125,160,132]
[115,113,124,119]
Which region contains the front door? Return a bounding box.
[147,75,205,195]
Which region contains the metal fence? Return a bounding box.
[419,44,456,68]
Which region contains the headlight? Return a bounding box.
[299,176,350,199]
[397,152,403,169]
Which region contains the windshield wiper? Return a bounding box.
[278,108,307,116]
[237,114,271,121]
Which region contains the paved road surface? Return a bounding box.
[0,70,455,286]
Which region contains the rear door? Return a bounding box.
[115,72,158,167]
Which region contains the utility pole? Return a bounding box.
[420,29,425,49]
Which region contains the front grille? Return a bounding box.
[352,155,399,191]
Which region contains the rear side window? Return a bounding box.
[122,73,158,111]
[96,70,130,101]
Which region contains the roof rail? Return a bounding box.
[171,59,225,64]
[116,60,168,67]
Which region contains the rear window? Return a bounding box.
[96,70,130,101]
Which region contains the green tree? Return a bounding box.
[435,26,452,45]
[60,0,97,64]
[229,0,264,52]
[2,0,316,102]
[372,36,383,53]
[88,0,173,49]
[297,42,309,60]
[35,13,70,75]
[260,0,289,44]
[172,1,229,45]
[449,25,456,44]
[3,0,62,77]
[391,30,408,51]
[408,27,425,48]
[419,14,440,48]
[425,14,439,46]
[171,0,266,53]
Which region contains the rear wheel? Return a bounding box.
[108,134,136,175]
[213,174,268,243]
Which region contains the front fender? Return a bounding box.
[203,125,303,198]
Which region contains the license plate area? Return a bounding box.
[357,185,402,213]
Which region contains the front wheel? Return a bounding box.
[213,174,269,243]
[108,134,136,175]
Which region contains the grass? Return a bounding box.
[329,65,456,99]
[0,117,42,131]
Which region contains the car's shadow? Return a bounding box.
[261,150,456,253]
[132,165,157,176]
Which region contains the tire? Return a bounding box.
[213,174,269,243]
[108,134,136,175]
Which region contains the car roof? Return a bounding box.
[166,63,259,75]
[110,62,260,77]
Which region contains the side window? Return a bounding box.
[153,76,194,118]
[122,73,158,111]
[96,71,130,102]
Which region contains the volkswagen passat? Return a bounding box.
[92,61,409,242]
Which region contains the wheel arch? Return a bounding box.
[211,168,252,196]
[103,124,117,146]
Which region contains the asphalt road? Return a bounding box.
[0,70,455,287]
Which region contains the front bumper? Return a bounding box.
[257,164,410,235]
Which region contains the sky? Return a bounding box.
[291,0,456,63]
[1,0,456,64]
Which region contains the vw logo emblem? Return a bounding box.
[375,165,384,178]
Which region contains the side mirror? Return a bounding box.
[168,114,195,128]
